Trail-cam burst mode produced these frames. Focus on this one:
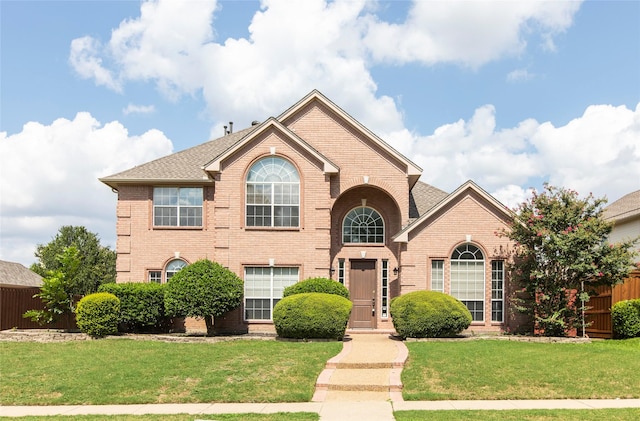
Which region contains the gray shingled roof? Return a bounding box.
[100,126,257,188]
[409,181,449,219]
[0,260,43,287]
[604,190,640,222]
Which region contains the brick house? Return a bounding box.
[100,90,516,334]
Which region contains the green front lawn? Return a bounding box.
[0,339,341,405]
[402,338,640,400]
[395,408,640,421]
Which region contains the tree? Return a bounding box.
[24,246,82,326]
[31,226,116,294]
[164,259,243,335]
[503,184,638,336]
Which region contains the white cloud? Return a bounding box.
[507,68,535,82]
[123,104,156,115]
[67,0,580,136]
[404,102,640,207]
[0,114,173,266]
[363,0,582,67]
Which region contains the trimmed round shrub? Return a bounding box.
[612,299,640,339]
[98,282,168,332]
[283,277,349,299]
[390,291,472,338]
[273,293,352,340]
[164,259,243,335]
[76,292,120,338]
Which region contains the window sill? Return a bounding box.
[244,320,275,324]
[244,227,300,232]
[153,226,203,230]
[342,243,386,247]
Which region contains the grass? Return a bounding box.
[402,338,640,401]
[4,414,318,421]
[394,408,640,421]
[0,338,341,405]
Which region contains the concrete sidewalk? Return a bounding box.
[3,399,640,419]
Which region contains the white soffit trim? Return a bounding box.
[203,117,339,174]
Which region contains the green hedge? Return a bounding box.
[390,291,472,338]
[283,277,350,299]
[273,293,352,340]
[76,292,120,338]
[98,282,168,332]
[612,299,640,339]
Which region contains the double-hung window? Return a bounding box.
[431,260,444,292]
[450,244,485,322]
[246,157,300,227]
[153,187,203,227]
[244,267,298,320]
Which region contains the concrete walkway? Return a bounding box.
[2,333,640,419]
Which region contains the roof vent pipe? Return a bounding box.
[251,120,260,126]
[229,122,233,134]
[223,125,228,136]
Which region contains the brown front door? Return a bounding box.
[349,259,377,329]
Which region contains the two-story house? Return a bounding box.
[100,90,516,333]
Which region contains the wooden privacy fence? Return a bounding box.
[0,287,77,331]
[586,270,640,338]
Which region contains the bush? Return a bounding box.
[164,259,243,335]
[98,282,168,332]
[76,292,120,337]
[273,293,352,340]
[283,277,350,299]
[390,291,472,338]
[612,299,640,339]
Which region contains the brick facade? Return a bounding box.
[102,91,516,334]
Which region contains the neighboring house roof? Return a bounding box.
[394,180,513,243]
[204,117,339,175]
[0,260,43,287]
[604,190,640,223]
[100,126,257,189]
[279,90,423,187]
[409,181,449,219]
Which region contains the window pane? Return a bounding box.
[431,260,444,292]
[343,207,384,244]
[246,158,299,227]
[245,267,298,320]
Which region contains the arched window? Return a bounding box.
[342,207,384,244]
[246,157,300,227]
[165,259,187,281]
[450,244,485,321]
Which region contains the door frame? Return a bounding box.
[348,259,377,329]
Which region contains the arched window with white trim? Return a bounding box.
[342,206,384,244]
[165,259,187,281]
[450,244,485,321]
[246,157,300,227]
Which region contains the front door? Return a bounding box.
[349,259,377,328]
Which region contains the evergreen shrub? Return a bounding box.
[76,292,120,337]
[390,290,472,338]
[282,277,349,299]
[273,292,352,340]
[98,282,168,332]
[612,299,640,339]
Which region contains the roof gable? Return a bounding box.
[203,117,339,174]
[604,190,640,222]
[279,90,423,187]
[394,180,513,243]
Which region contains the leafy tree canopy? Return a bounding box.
[164,259,243,335]
[31,225,116,295]
[503,184,638,336]
[24,246,82,326]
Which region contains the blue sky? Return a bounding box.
[1,0,639,266]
